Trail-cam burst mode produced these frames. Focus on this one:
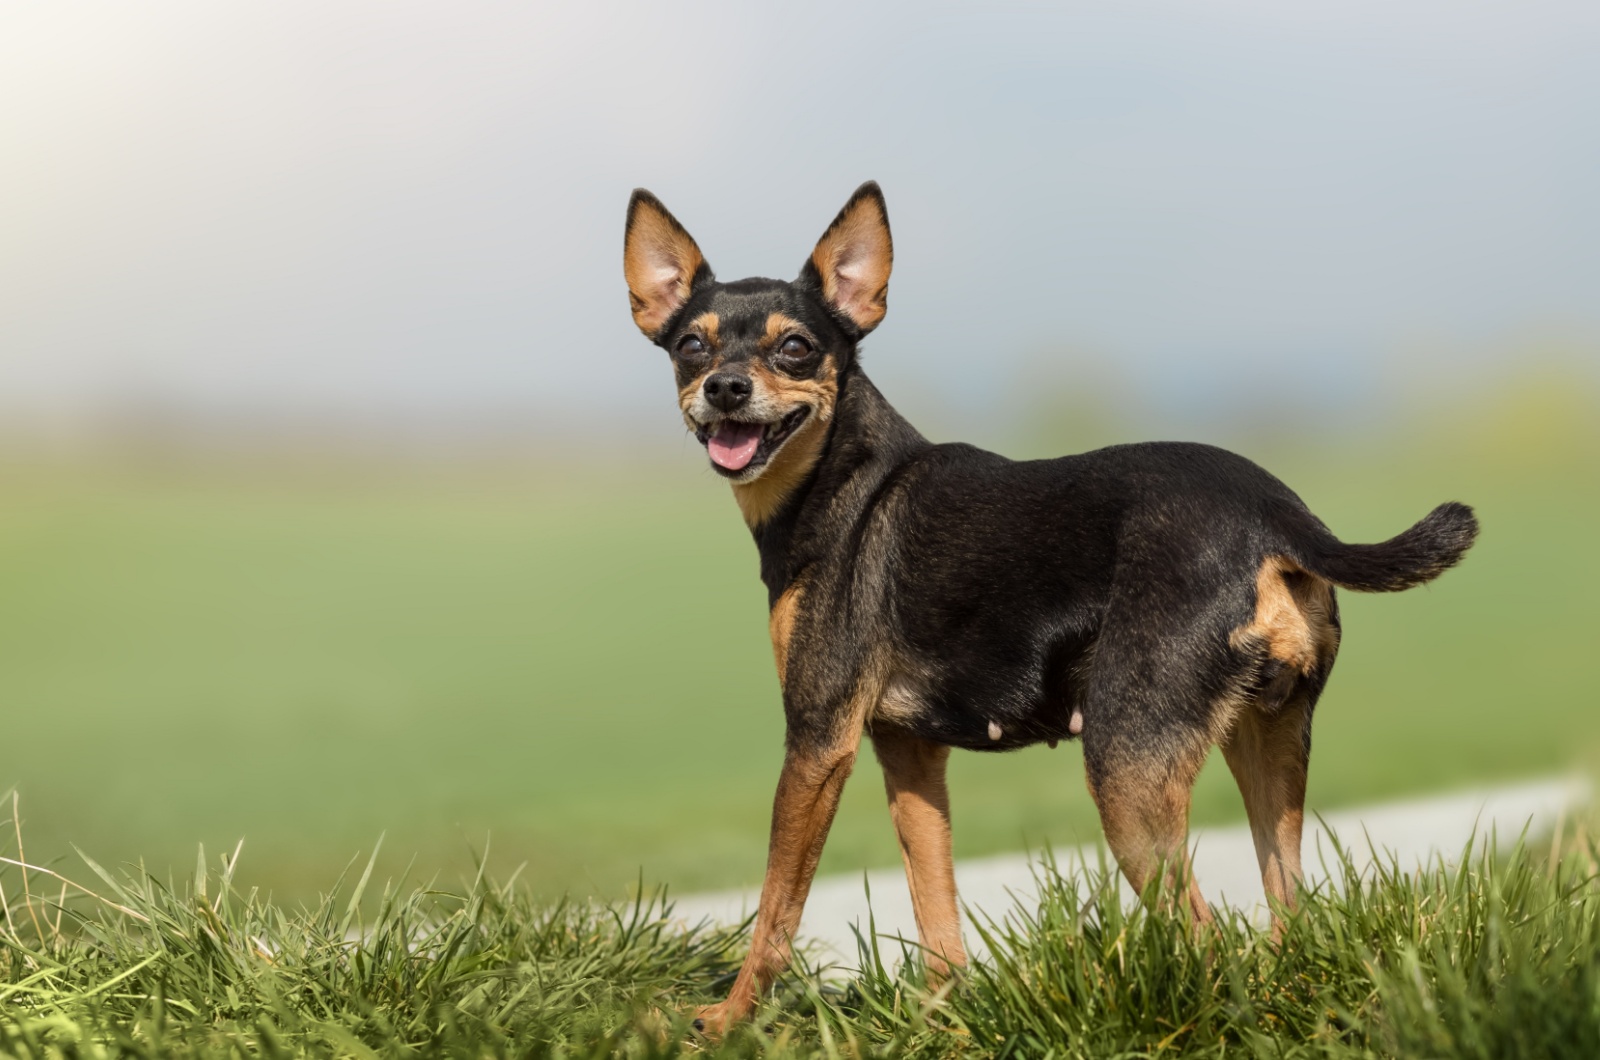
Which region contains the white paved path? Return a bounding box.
[672,777,1588,969]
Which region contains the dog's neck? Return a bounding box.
[747,368,928,605]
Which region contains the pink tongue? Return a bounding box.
[708,421,763,471]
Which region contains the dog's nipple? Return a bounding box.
[1069,710,1084,736]
[987,720,1002,741]
[1047,739,1058,750]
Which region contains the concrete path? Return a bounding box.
[671,776,1588,969]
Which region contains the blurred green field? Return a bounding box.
[0,393,1595,903]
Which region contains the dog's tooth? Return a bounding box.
[1069,710,1083,736]
[987,720,1002,741]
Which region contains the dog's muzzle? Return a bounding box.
[697,406,811,475]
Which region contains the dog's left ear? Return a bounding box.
[624,189,711,341]
[801,182,893,336]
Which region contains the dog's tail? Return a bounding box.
[1281,501,1479,592]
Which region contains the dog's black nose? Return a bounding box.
[703,372,752,412]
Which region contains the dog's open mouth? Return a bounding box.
[696,407,811,477]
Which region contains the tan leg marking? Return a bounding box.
[693,738,860,1034]
[1223,556,1334,934]
[1088,745,1212,924]
[1221,700,1311,931]
[871,728,966,976]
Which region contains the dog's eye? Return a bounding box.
[778,337,812,359]
[677,335,707,358]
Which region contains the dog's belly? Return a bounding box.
[878,683,1076,751]
[924,688,1078,751]
[875,628,1093,752]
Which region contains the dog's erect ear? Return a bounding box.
[624,190,710,340]
[801,181,893,336]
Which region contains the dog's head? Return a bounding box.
[623,183,892,516]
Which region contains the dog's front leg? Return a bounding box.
[693,739,857,1035]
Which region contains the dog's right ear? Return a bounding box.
[624,190,710,341]
[800,181,893,337]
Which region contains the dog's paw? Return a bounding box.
[690,1002,731,1038]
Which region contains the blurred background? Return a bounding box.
[2,1,1596,903]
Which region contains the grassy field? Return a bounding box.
[0,395,1596,903]
[6,825,1600,1057]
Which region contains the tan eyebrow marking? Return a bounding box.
[762,312,811,350]
[687,311,720,349]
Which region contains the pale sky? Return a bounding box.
[3,1,1597,436]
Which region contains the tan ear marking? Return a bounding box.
[623,191,708,340]
[808,182,893,335]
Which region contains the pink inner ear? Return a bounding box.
[812,197,890,332]
[645,257,684,305]
[631,237,695,334]
[833,253,871,304]
[825,238,888,327]
[626,198,705,337]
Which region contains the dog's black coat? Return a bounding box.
[650,259,1478,762]
[743,360,1475,761]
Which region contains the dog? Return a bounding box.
[622,182,1479,1033]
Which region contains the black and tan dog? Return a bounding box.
[622,182,1478,1033]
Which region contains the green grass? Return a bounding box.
[6,821,1600,1057]
[0,406,1596,902]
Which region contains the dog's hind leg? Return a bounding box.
[1078,587,1231,924]
[871,727,966,977]
[1220,697,1311,931]
[1084,729,1213,924]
